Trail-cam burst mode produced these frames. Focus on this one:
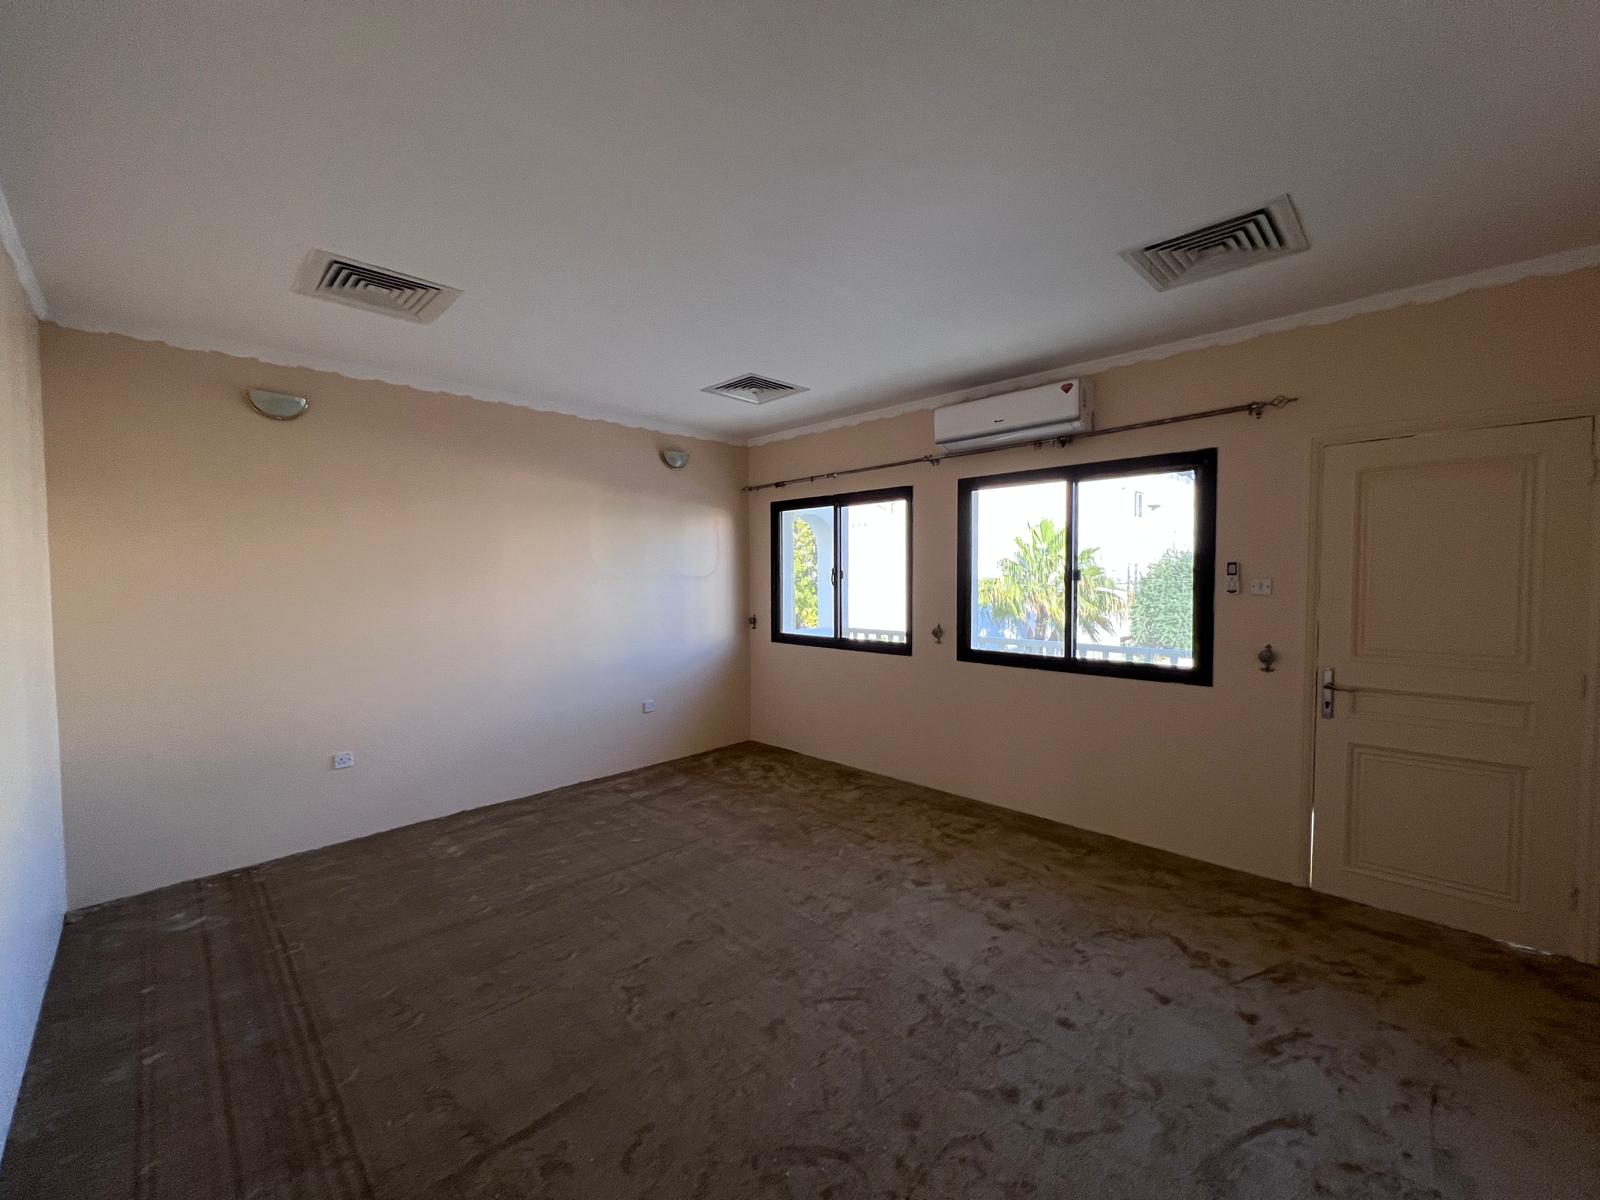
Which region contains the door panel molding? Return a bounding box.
[1351,455,1542,669]
[1346,689,1533,733]
[1343,743,1526,908]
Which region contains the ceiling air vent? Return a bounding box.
[701,374,809,405]
[1120,194,1309,292]
[293,250,462,323]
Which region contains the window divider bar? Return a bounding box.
[832,501,844,637]
[1066,479,1080,662]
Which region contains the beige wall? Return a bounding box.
[748,266,1600,889]
[43,328,749,907]
[34,267,1600,919]
[0,252,64,1142]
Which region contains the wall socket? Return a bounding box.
[331,752,355,769]
[1249,577,1274,596]
[641,700,656,713]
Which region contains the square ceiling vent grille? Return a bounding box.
[701,374,809,405]
[1121,194,1308,291]
[293,250,462,323]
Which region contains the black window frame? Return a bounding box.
[770,485,913,656]
[956,448,1216,686]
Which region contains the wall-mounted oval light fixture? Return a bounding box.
[247,389,310,420]
[659,448,690,470]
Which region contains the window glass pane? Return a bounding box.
[778,505,835,637]
[1073,468,1197,669]
[840,497,908,645]
[970,480,1068,657]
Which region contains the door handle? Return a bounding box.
[1319,666,1360,718]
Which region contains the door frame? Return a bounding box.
[1299,395,1600,964]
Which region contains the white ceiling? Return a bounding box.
[2,2,1598,441]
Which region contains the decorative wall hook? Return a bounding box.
[748,615,758,629]
[931,623,944,645]
[1257,643,1277,672]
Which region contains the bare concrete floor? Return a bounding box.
[3,743,1597,1199]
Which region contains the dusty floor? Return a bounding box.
[2,743,1597,1199]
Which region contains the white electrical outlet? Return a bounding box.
[332,752,355,769]
[641,699,656,713]
[1249,577,1274,596]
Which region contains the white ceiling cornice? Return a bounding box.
[0,181,47,320]
[45,311,742,445]
[747,242,1600,447]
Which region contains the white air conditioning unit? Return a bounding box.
[933,378,1092,452]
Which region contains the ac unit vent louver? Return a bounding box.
[1121,195,1308,292]
[293,250,462,323]
[701,374,809,405]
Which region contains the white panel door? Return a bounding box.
[1312,418,1594,955]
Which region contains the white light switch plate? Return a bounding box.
[642,699,656,713]
[332,752,354,769]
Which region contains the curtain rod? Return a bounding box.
[742,394,1298,493]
